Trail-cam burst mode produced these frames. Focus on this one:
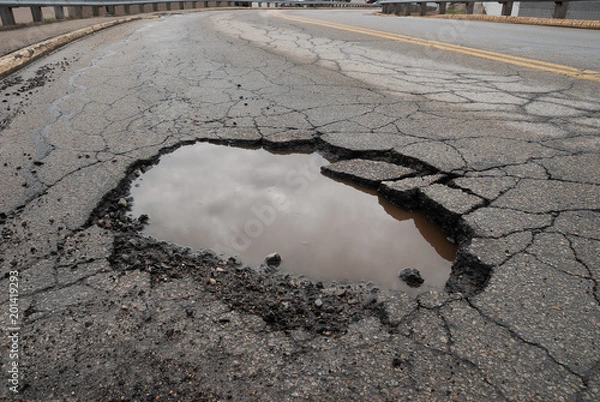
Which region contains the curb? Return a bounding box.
[427,14,600,29]
[0,16,145,79]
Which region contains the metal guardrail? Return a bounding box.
[0,0,374,25]
[379,0,598,19]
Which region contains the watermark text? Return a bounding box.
[7,271,20,394]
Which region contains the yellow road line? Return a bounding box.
[270,11,600,83]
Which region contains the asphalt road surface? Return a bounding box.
[275,10,600,71]
[1,9,599,401]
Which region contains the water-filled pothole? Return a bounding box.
[129,142,457,293]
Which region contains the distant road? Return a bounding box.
[270,10,600,77]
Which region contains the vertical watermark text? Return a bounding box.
[6,270,20,394]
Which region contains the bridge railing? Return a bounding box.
[379,0,597,19]
[0,0,375,26]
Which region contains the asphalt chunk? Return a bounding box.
[322,158,415,189]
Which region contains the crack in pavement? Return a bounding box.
[0,10,599,401]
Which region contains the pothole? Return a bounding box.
[127,142,457,295]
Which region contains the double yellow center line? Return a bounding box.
[271,11,600,83]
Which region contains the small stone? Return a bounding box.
[118,198,128,207]
[228,256,242,265]
[398,267,424,287]
[314,298,323,308]
[265,252,282,267]
[209,278,217,285]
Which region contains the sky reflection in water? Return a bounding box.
[129,142,457,292]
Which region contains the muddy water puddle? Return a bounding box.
[129,142,457,293]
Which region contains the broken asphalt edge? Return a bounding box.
[82,134,493,297]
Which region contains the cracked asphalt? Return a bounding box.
[1,9,599,401]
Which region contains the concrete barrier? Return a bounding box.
[0,0,374,26]
[380,0,600,19]
[428,13,600,28]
